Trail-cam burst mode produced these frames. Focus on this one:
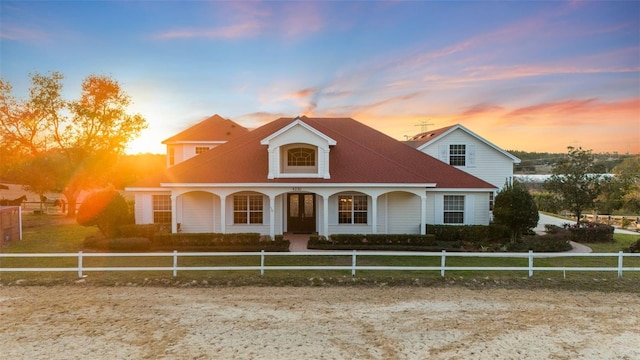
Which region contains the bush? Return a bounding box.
[77,188,131,238]
[426,224,509,243]
[83,236,150,252]
[626,239,640,253]
[150,232,289,252]
[507,232,572,252]
[117,224,169,239]
[308,234,437,251]
[568,223,614,243]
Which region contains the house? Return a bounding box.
[404,124,520,191]
[126,116,497,238]
[162,114,249,167]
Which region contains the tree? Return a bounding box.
[613,156,640,213]
[0,72,147,217]
[77,187,131,238]
[493,180,539,243]
[543,147,603,225]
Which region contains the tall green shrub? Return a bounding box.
[493,180,539,243]
[77,188,131,238]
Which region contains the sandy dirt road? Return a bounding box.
[1,286,638,359]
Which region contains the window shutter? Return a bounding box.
[464,195,474,224]
[434,195,444,224]
[438,144,449,163]
[467,145,476,168]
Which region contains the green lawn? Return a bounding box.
[1,214,639,290]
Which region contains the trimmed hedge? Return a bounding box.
[568,224,614,243]
[307,234,440,251]
[426,224,509,243]
[150,233,289,252]
[83,236,150,252]
[84,232,289,252]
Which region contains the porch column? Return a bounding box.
[420,195,427,235]
[322,195,329,237]
[269,195,276,239]
[171,193,178,233]
[371,195,378,234]
[220,195,226,234]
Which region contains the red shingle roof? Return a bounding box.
[162,114,249,143]
[134,117,495,189]
[404,125,456,148]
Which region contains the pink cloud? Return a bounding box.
[0,24,49,41]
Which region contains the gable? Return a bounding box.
[410,124,520,164]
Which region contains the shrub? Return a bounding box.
[507,232,572,252]
[77,188,131,238]
[150,233,288,252]
[117,223,168,239]
[426,224,508,243]
[83,236,150,252]
[568,223,614,243]
[626,239,640,253]
[308,234,437,251]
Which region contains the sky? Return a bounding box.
[1,0,639,155]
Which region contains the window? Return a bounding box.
[338,195,368,224]
[195,146,210,154]
[449,144,466,166]
[281,145,318,174]
[168,147,175,166]
[288,147,315,166]
[444,195,464,224]
[153,195,171,224]
[233,194,263,224]
[489,192,494,211]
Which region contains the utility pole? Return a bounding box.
[415,119,434,133]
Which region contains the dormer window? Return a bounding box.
[261,118,335,179]
[282,144,318,174]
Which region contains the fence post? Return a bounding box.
[352,250,357,277]
[173,250,178,277]
[260,250,265,277]
[618,251,623,278]
[528,250,533,278]
[78,251,83,278]
[440,250,446,277]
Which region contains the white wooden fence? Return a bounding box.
[1,250,639,279]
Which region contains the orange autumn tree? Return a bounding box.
[0,72,147,217]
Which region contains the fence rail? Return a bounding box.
[1,250,639,279]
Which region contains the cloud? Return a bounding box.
[154,22,263,40]
[0,24,49,42]
[504,98,640,126]
[152,1,325,41]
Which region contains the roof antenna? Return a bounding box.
[415,119,434,133]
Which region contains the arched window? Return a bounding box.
[287,147,316,166]
[281,144,318,174]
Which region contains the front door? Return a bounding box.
[287,193,316,233]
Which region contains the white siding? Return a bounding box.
[387,192,421,234]
[181,192,214,233]
[422,129,514,189]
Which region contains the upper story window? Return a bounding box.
[195,146,210,154]
[449,144,466,166]
[281,144,318,174]
[288,147,315,166]
[168,147,175,166]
